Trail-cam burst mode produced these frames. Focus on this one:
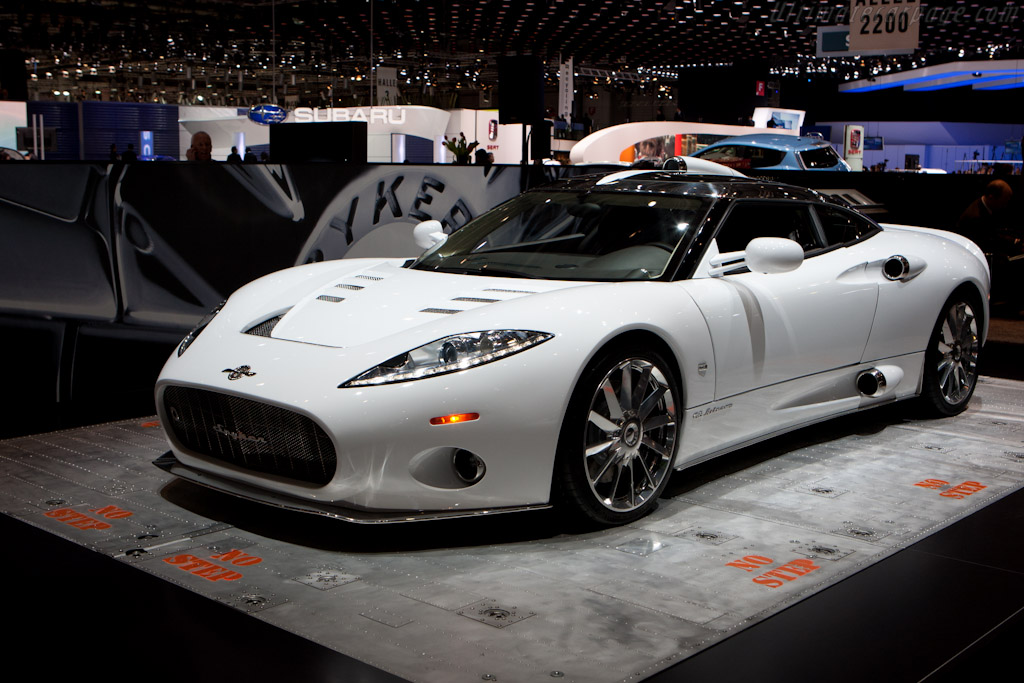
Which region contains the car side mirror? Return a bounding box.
[413,220,447,250]
[708,237,803,276]
[744,237,804,274]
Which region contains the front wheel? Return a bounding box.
[555,346,680,525]
[920,294,981,417]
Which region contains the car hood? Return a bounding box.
[265,261,588,348]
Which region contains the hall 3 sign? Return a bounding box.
[849,0,920,55]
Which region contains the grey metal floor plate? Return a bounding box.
[2,376,1023,683]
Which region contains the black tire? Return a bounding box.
[919,293,981,417]
[555,344,681,526]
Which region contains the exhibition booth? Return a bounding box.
[7,97,1020,174]
[3,100,556,165]
[1,155,1021,683]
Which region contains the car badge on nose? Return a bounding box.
[223,365,256,380]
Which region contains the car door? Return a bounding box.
[684,200,880,400]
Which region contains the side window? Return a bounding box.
[697,145,737,161]
[696,145,785,170]
[714,202,821,254]
[734,146,787,168]
[815,205,879,246]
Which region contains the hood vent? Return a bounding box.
[244,314,286,337]
[420,308,462,315]
[354,274,384,281]
[317,295,345,303]
[483,288,536,294]
[335,283,364,291]
[452,297,500,304]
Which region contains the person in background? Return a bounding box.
[186,131,213,161]
[227,146,242,163]
[957,179,1020,314]
[243,147,257,162]
[109,143,119,161]
[121,143,137,162]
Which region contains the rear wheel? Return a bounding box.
[920,294,981,417]
[556,346,680,525]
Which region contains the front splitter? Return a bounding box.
[153,451,551,524]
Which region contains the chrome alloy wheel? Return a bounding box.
[583,358,678,513]
[935,300,979,405]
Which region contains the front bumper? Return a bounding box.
[154,451,551,523]
[156,325,581,512]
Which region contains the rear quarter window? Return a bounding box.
[800,146,843,169]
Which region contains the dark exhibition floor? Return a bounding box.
[3,317,1023,683]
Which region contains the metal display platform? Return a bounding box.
[2,377,1023,683]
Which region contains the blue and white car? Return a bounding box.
[693,134,851,172]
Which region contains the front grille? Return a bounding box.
[162,386,336,485]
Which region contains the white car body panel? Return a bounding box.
[155,176,990,522]
[157,261,720,511]
[686,249,879,398]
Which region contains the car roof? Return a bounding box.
[699,134,830,152]
[539,171,827,203]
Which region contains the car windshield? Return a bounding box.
[411,191,713,281]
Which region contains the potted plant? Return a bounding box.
[443,132,479,165]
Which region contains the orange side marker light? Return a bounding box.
[429,413,480,426]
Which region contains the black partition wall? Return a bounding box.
[1,161,1019,437]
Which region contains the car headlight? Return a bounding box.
[177,300,226,357]
[340,330,553,387]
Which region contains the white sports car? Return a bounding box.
[155,168,989,526]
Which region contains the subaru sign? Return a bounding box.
[248,104,288,125]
